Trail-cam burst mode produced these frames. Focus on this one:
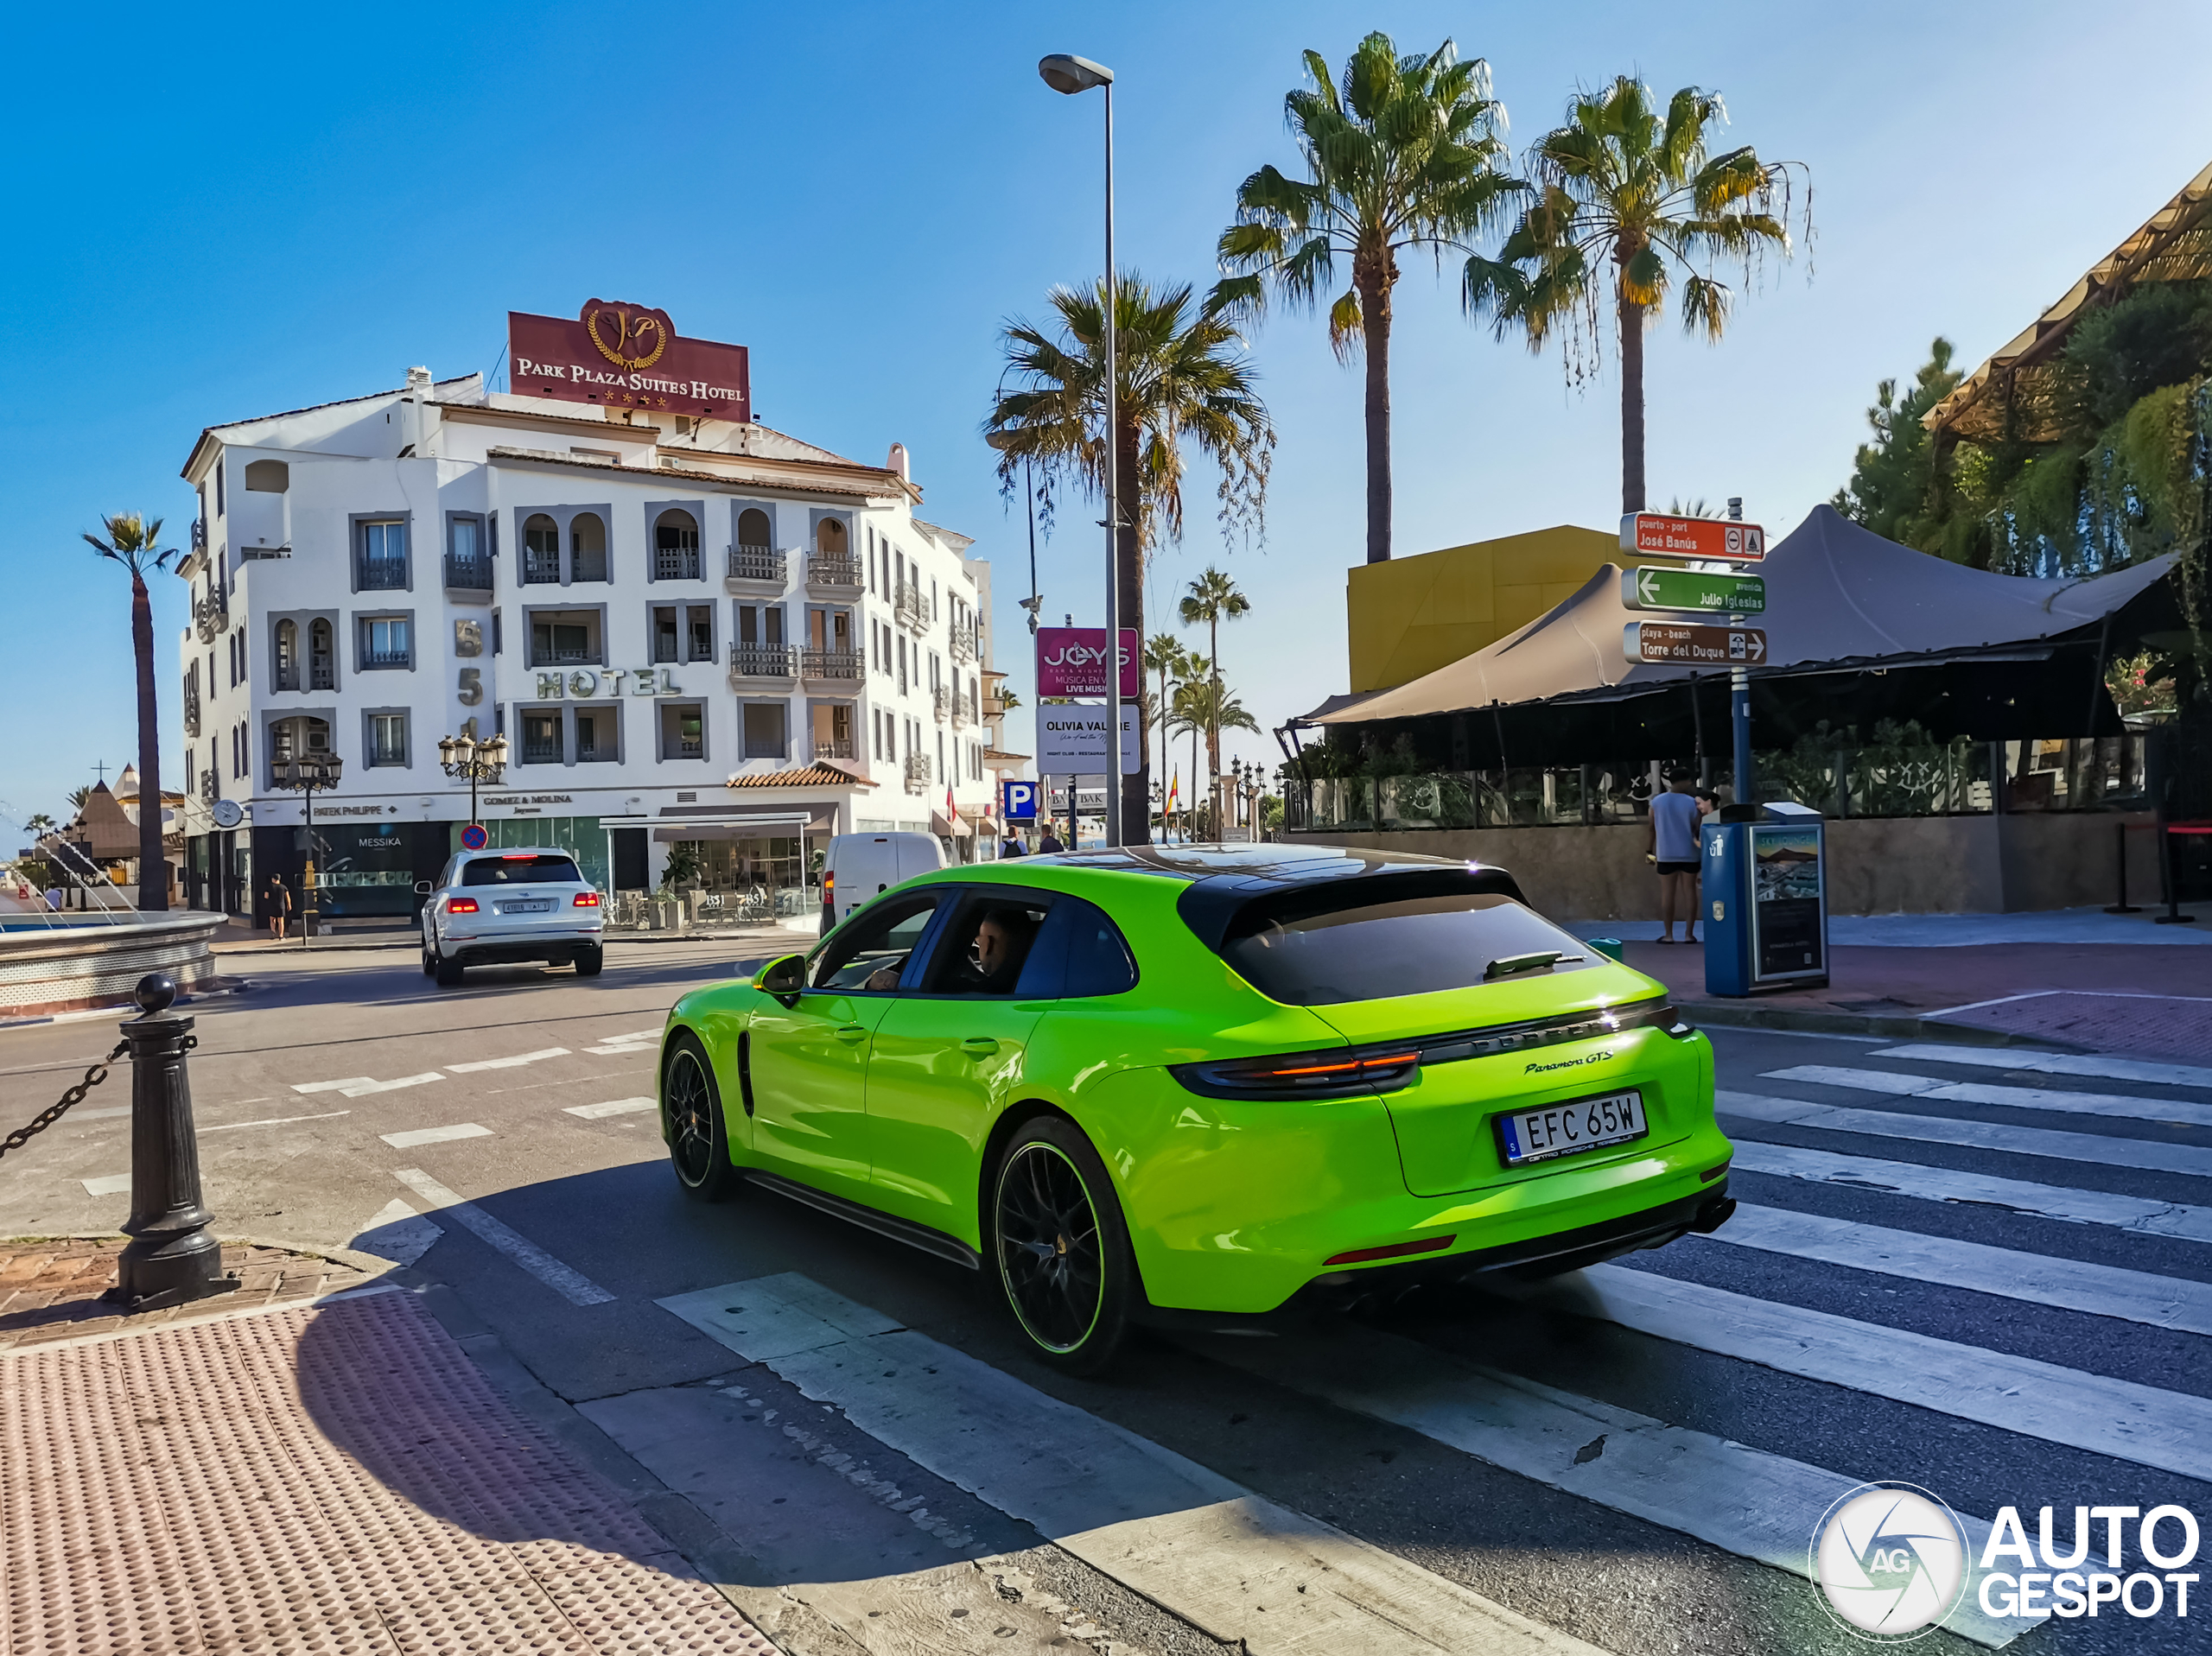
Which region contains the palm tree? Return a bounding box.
[1487,76,1808,516]
[1178,568,1251,789]
[84,513,176,910]
[1211,31,1522,564]
[24,813,56,838]
[1171,674,1262,839]
[1142,631,1186,817]
[987,276,1274,842]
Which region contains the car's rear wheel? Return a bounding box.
[990,1116,1134,1374]
[434,950,464,987]
[663,1033,738,1202]
[574,946,604,977]
[421,942,436,978]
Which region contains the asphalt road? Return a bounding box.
[2,944,2206,1656]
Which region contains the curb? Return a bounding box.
[0,1232,402,1281]
[1680,999,2091,1050]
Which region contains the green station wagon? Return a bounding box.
[658,845,1734,1370]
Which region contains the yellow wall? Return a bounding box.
[1346,524,1619,692]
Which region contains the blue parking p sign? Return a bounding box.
[1002,779,1038,822]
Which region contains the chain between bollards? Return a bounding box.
[0,1041,130,1159]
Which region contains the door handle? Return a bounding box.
[835,1025,868,1044]
[960,1037,1000,1056]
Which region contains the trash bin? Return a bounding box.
[1703,801,1829,997]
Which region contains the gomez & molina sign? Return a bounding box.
[508,300,752,422]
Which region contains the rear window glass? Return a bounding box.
[1218,889,1593,1006]
[461,854,583,885]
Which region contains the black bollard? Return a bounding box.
[105,974,239,1311]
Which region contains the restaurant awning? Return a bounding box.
[1306,506,2173,726]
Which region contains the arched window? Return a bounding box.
[274,619,299,691]
[737,507,772,552]
[523,513,560,584]
[308,619,334,690]
[655,509,701,580]
[815,517,847,556]
[244,459,289,492]
[569,512,607,582]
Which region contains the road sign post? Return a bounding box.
[1621,508,1768,806]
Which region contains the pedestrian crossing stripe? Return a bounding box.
[1874,1044,2212,1092]
[1719,1089,2212,1179]
[1762,1063,2212,1129]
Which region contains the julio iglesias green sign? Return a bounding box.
[1621,566,1766,614]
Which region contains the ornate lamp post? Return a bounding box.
[438,732,509,827]
[268,752,342,949]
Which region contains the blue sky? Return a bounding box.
[5,1,2209,829]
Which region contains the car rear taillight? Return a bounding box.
[822,871,836,917]
[1325,1235,1455,1266]
[573,891,601,907]
[446,897,480,914]
[1170,1047,1420,1101]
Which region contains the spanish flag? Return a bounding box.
[1168,768,1179,807]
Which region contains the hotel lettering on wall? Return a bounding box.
[509,301,752,421]
[531,669,683,699]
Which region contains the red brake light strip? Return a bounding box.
[1325,1235,1455,1266]
[1253,1051,1416,1080]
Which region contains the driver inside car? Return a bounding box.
[864,905,1039,993]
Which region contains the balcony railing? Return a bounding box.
[727,543,787,584]
[530,646,601,667]
[808,737,857,763]
[655,546,702,581]
[445,553,495,590]
[193,591,229,643]
[199,770,217,804]
[360,646,412,670]
[904,754,931,795]
[522,551,562,585]
[807,555,863,591]
[949,620,977,663]
[183,685,201,739]
[356,556,409,592]
[190,518,207,553]
[893,580,928,631]
[950,696,970,731]
[310,660,334,691]
[981,692,1008,720]
[801,648,865,682]
[523,737,563,765]
[728,644,799,681]
[931,685,950,723]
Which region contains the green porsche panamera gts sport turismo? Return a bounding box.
[657,844,1735,1371]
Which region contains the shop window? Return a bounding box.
[275,619,299,691]
[368,712,409,767]
[523,514,561,584]
[659,701,706,760]
[654,509,701,580]
[742,702,787,760]
[521,710,563,765]
[570,512,607,582]
[244,459,289,492]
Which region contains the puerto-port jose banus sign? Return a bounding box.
[1622,566,1767,613]
[1620,513,1767,562]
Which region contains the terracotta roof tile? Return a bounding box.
[724,765,876,790]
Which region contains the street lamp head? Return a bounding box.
[482,734,509,765]
[437,736,456,766]
[1039,53,1112,94]
[450,733,475,765]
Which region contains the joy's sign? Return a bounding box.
[1036,627,1140,698]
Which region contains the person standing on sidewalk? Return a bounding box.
[266,872,293,942]
[1648,769,1702,944]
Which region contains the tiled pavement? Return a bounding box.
[0,1235,375,1353]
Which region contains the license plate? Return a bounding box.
[1497,1090,1648,1167]
[499,899,554,915]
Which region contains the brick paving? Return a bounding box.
[0,1235,375,1354]
[0,1266,776,1654]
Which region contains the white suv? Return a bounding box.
[421,848,605,986]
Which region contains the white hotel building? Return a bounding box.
[175,346,1014,925]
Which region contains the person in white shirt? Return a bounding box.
[1646,770,1703,943]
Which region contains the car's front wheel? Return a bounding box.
[990,1116,1135,1375]
[574,946,604,977]
[663,1032,738,1202]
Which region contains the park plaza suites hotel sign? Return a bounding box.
[508,300,752,421]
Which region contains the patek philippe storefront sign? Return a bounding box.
[509,300,753,421]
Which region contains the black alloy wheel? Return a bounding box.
[663,1034,737,1202]
[992,1116,1134,1374]
[421,943,436,978]
[574,946,604,978]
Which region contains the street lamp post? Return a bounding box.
[437,732,510,828]
[1039,50,1122,848]
[267,752,343,949]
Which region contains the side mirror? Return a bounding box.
[414,881,434,896]
[753,953,806,1000]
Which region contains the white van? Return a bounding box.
[818,832,945,933]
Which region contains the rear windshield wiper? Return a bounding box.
[1484,950,1585,980]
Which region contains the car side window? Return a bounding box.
[1013,897,1138,999]
[809,894,941,993]
[924,894,1053,998]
